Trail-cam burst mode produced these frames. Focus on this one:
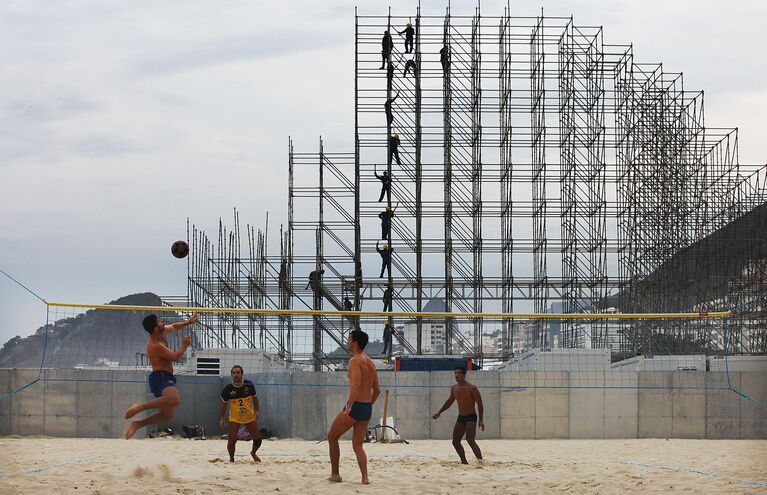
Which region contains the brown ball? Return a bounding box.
[171,240,189,259]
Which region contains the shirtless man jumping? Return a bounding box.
[327,329,381,485]
[432,366,485,464]
[124,313,198,439]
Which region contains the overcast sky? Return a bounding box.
[1,0,765,345]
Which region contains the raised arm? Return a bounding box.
[163,313,198,334]
[432,387,456,419]
[154,334,191,362]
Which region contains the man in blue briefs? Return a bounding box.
[327,329,381,485]
[124,313,198,439]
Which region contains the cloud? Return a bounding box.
[133,29,346,76]
[71,135,146,157]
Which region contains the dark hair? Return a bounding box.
[350,329,369,350]
[455,366,467,375]
[142,314,158,334]
[231,365,244,374]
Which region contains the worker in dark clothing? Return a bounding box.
[382,321,394,356]
[382,287,393,312]
[386,62,395,89]
[279,258,288,286]
[399,22,415,54]
[343,297,353,312]
[403,58,416,77]
[375,166,392,203]
[378,205,397,240]
[381,30,394,69]
[440,44,450,74]
[384,91,399,127]
[388,133,401,165]
[306,269,325,290]
[376,241,393,279]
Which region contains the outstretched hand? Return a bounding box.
[432,412,440,420]
[188,313,199,325]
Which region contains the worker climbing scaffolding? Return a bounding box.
[376,241,393,279]
[399,22,415,53]
[375,167,392,203]
[384,91,399,127]
[380,30,394,69]
[388,133,401,165]
[378,205,397,240]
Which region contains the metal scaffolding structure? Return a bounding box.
[174,6,767,370]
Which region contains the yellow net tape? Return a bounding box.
[44,301,732,320]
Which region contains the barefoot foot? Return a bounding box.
[124,403,143,419]
[362,477,370,485]
[327,474,342,483]
[125,421,140,440]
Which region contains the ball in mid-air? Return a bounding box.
[171,240,189,259]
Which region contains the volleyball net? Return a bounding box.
[3,293,765,411]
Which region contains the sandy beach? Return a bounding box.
[0,436,765,494]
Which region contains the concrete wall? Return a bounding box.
[1,369,764,440]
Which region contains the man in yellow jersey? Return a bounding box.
[220,365,262,462]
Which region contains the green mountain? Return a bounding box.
[0,293,167,369]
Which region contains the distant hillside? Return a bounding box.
[0,293,171,369]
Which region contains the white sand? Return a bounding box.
[0,436,765,494]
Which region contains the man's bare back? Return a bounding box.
[347,354,377,404]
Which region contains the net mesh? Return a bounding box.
[3,300,763,406]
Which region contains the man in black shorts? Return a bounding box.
[431,367,485,464]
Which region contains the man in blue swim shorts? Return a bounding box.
[327,329,381,485]
[124,312,198,439]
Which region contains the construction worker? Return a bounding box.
[403,58,416,77]
[386,62,395,89]
[399,22,415,54]
[382,287,393,312]
[382,321,394,356]
[440,44,450,75]
[388,133,401,166]
[384,91,399,127]
[378,206,397,240]
[279,258,288,286]
[381,30,394,69]
[375,166,392,203]
[376,241,393,279]
[306,269,325,290]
